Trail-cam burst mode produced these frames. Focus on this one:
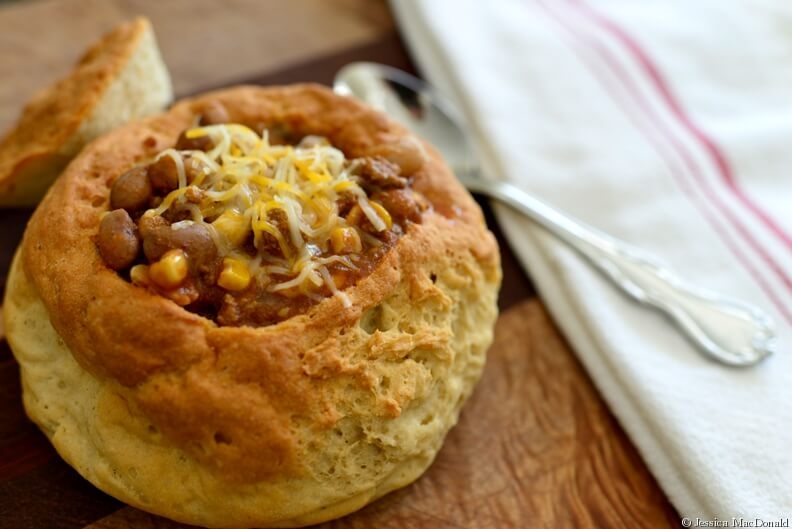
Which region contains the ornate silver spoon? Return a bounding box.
[334,62,776,366]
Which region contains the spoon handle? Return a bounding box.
[459,173,776,366]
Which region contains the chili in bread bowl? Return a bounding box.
[4,85,501,528]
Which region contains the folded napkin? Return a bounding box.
[392,0,792,519]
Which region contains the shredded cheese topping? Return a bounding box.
[142,124,392,307]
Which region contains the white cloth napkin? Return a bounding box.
[392,0,792,519]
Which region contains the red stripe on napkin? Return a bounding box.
[569,0,792,252]
[534,0,792,323]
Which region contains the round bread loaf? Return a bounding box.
[3,85,501,528]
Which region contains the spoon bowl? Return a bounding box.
[334,61,777,367]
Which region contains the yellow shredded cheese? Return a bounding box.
[143,124,389,303]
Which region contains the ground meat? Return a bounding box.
[159,280,202,307]
[254,209,289,256]
[267,209,289,235]
[374,189,426,226]
[255,232,281,256]
[184,283,226,316]
[184,186,205,204]
[138,214,169,237]
[217,289,313,327]
[336,191,357,217]
[355,156,407,190]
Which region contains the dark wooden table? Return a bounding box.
[0,1,679,527]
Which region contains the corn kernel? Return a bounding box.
[369,201,393,229]
[330,227,362,254]
[218,258,251,291]
[185,128,209,139]
[149,249,189,289]
[212,210,249,246]
[130,264,150,286]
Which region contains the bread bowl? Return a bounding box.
[0,17,172,206]
[3,84,500,527]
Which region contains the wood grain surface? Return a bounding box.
[0,0,393,131]
[0,1,679,527]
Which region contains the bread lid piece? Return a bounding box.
[0,17,172,206]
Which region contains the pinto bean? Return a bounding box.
[198,100,230,126]
[368,135,427,177]
[148,154,181,193]
[110,166,152,213]
[97,209,140,270]
[141,218,218,271]
[176,131,214,152]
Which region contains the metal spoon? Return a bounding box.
[334,61,777,367]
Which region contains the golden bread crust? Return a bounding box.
[0,17,172,206]
[7,85,501,527]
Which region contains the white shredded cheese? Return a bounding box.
[146,123,388,303]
